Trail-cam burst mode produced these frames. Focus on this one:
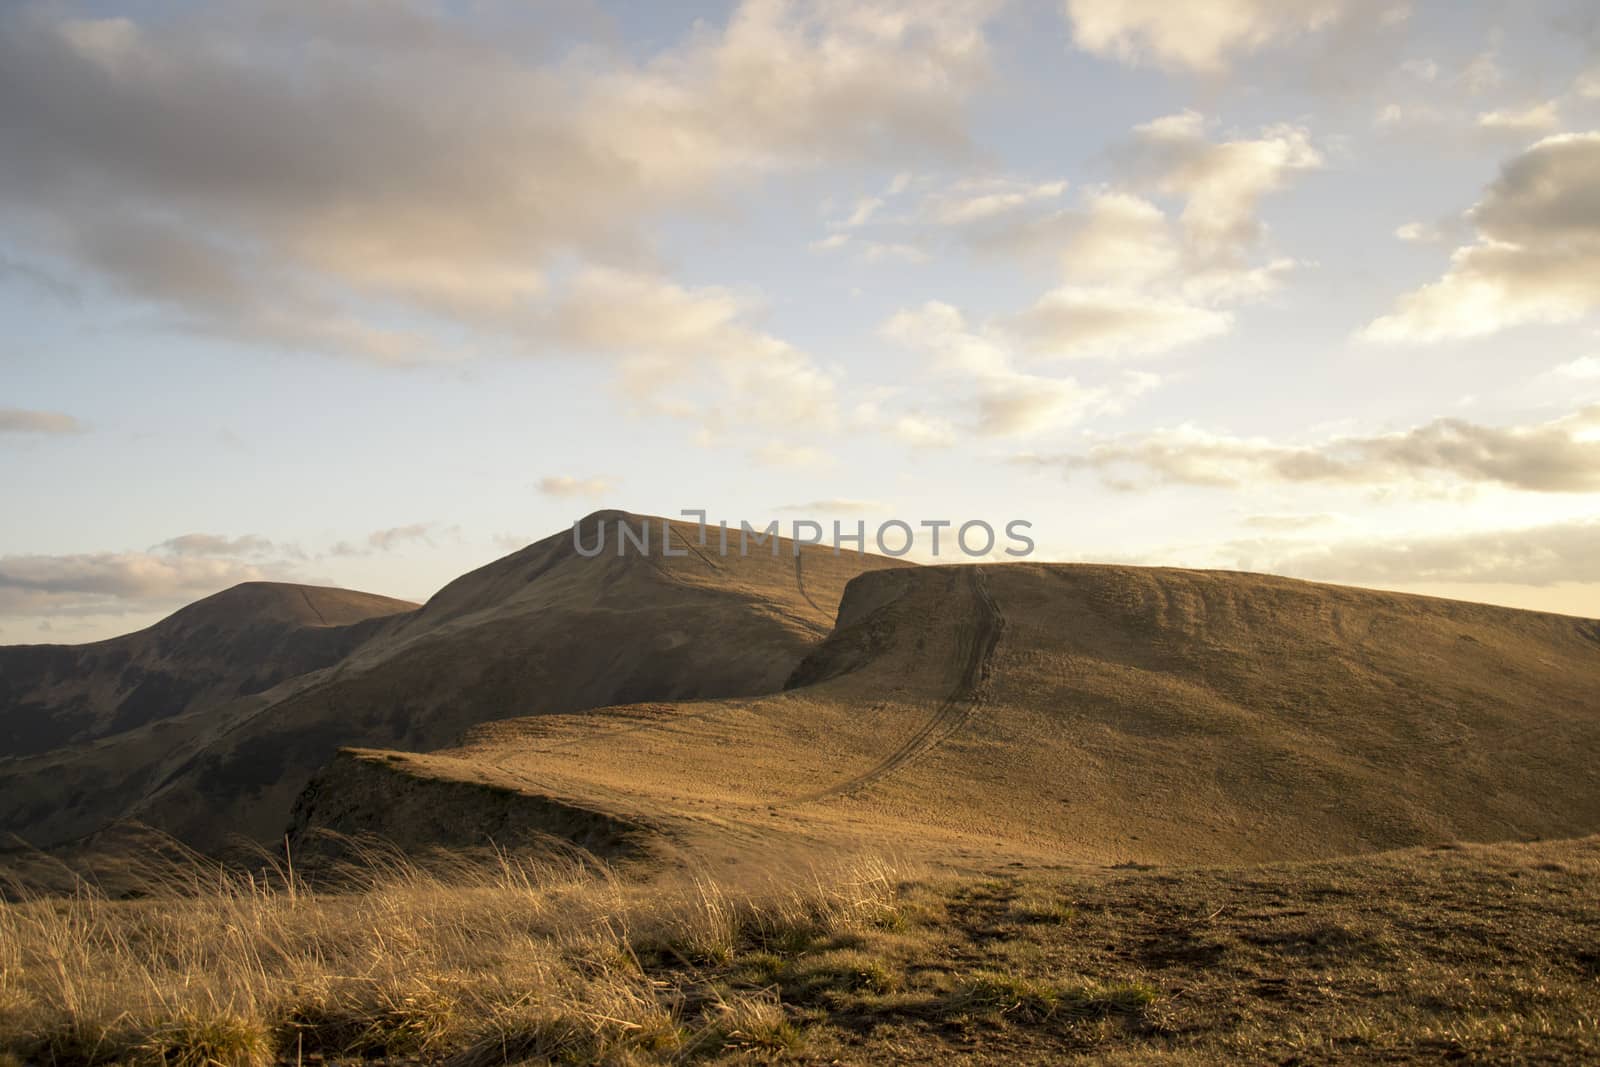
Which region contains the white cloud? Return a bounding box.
[1062,0,1356,73]
[844,197,884,227]
[1364,133,1600,343]
[881,301,1159,435]
[919,177,1070,226]
[885,412,959,447]
[537,476,616,499]
[1123,111,1322,259]
[1006,286,1232,359]
[546,267,842,434]
[1547,356,1600,382]
[753,442,833,468]
[1058,190,1179,286]
[1477,101,1561,135]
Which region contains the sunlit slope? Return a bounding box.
[297,563,1600,866]
[1,512,903,851]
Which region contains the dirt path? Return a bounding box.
[782,567,1005,804]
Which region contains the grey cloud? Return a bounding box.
[0,549,299,617]
[0,1,997,363]
[0,409,85,434]
[1471,133,1600,245]
[154,533,281,557]
[1365,132,1600,341]
[331,523,448,556]
[1017,406,1600,493]
[1271,519,1600,587]
[0,255,78,302]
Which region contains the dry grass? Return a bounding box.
[4,835,1598,1064]
[0,841,907,1066]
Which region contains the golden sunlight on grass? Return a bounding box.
[3,835,1598,1064]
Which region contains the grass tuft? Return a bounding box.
[134,1012,273,1067]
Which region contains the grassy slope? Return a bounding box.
[2,836,1596,1065]
[0,583,416,757]
[0,514,903,852]
[306,562,1600,868]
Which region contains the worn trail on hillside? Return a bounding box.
[782,567,1006,804]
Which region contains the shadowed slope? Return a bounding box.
[297,563,1600,867]
[0,582,416,757]
[0,512,903,851]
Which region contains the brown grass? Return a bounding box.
[0,844,905,1066]
[3,835,1598,1064]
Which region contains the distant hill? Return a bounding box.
[0,512,902,851]
[0,582,416,757]
[293,563,1600,869]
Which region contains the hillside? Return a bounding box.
[0,582,416,757]
[0,512,903,851]
[295,562,1600,868]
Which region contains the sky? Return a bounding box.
[3,0,1600,643]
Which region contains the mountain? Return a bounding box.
[0,582,416,757]
[291,563,1600,869]
[0,512,903,851]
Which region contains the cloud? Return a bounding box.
[832,112,1318,451]
[0,547,300,618]
[0,255,77,302]
[365,524,437,552]
[884,412,959,447]
[549,267,843,435]
[537,476,616,499]
[1015,405,1600,492]
[1546,356,1600,382]
[919,177,1069,226]
[153,533,279,557]
[1116,110,1322,261]
[1364,133,1600,342]
[329,523,446,557]
[1061,0,1358,73]
[815,112,1317,360]
[1006,285,1232,359]
[895,115,1317,366]
[1013,115,1316,358]
[1477,101,1561,135]
[752,442,832,468]
[882,301,1156,436]
[1242,512,1338,530]
[1270,518,1600,586]
[0,0,999,363]
[813,173,1071,265]
[0,409,85,434]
